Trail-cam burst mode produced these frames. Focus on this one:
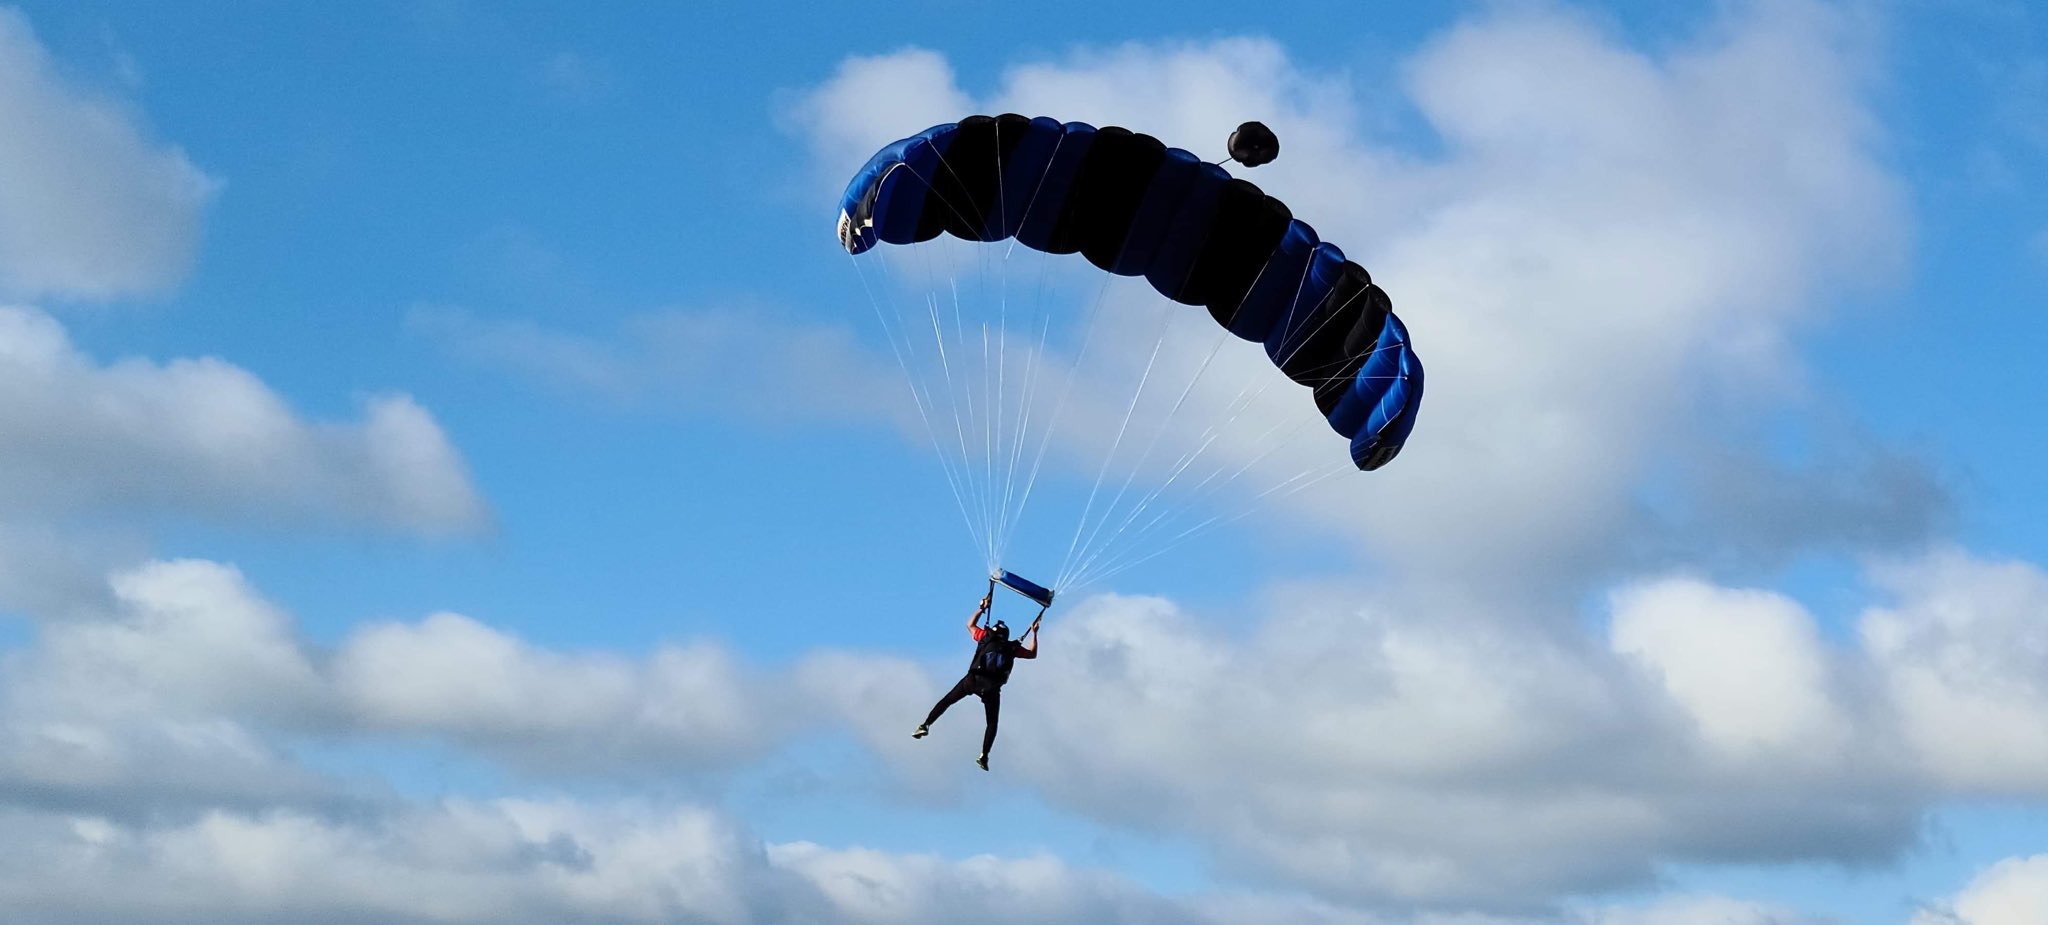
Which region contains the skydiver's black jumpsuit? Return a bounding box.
[922,626,1035,756]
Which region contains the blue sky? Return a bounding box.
[0,2,2045,923]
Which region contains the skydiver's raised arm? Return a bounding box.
[1017,614,1040,657]
[967,591,992,639]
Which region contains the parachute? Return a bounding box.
[839,114,1423,594]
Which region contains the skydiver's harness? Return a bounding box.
[969,571,1052,686]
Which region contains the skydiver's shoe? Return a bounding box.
[975,753,989,771]
[912,724,929,739]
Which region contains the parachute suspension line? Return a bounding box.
[1063,359,1274,587]
[850,254,983,557]
[880,254,983,556]
[1003,263,1114,572]
[1062,319,1234,587]
[979,289,997,568]
[1074,431,1352,590]
[1107,373,1278,537]
[1060,239,1297,585]
[886,155,1012,570]
[1054,300,1179,591]
[921,252,995,568]
[1074,458,1355,591]
[961,263,995,566]
[1005,133,1069,263]
[875,247,987,557]
[989,249,1053,569]
[993,312,1053,567]
[1061,381,1281,588]
[989,129,1088,568]
[1070,267,1378,584]
[982,252,1004,572]
[917,143,1011,573]
[1066,411,1323,589]
[952,276,995,569]
[987,247,1041,568]
[1060,242,1315,587]
[1270,274,1375,386]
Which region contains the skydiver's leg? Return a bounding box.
[979,687,1001,757]
[922,676,975,728]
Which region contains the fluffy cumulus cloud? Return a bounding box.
[1861,551,2048,794]
[4,544,2048,912]
[785,47,973,184]
[0,793,1849,925]
[964,550,2045,908]
[818,588,1904,907]
[785,2,1934,595]
[0,562,339,817]
[333,612,796,772]
[1588,896,1840,925]
[0,557,1424,923]
[1916,854,2048,925]
[0,8,215,299]
[1,558,799,789]
[1610,578,1849,761]
[0,305,485,534]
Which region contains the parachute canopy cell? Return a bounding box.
[836,114,1422,471]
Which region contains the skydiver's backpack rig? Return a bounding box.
[969,571,1052,685]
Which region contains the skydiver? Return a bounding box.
[912,589,1038,770]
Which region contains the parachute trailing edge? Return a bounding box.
[837,114,1422,471]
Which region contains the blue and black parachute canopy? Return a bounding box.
[837,113,1422,472]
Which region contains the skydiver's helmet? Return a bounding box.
[991,620,1010,641]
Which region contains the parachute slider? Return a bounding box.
[1227,121,1278,168]
[992,570,1055,609]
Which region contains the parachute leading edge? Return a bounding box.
[837,113,1423,471]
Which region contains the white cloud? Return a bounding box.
[0,305,485,534]
[1862,550,2048,794]
[1916,854,2048,925]
[1611,578,1847,760]
[1,556,802,792]
[333,612,796,772]
[893,587,1916,906]
[0,792,1839,925]
[20,560,325,721]
[6,546,2044,913]
[1590,895,1840,925]
[0,8,215,299]
[0,523,132,618]
[783,47,972,186]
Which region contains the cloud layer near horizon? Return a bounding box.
[7,544,2047,912]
